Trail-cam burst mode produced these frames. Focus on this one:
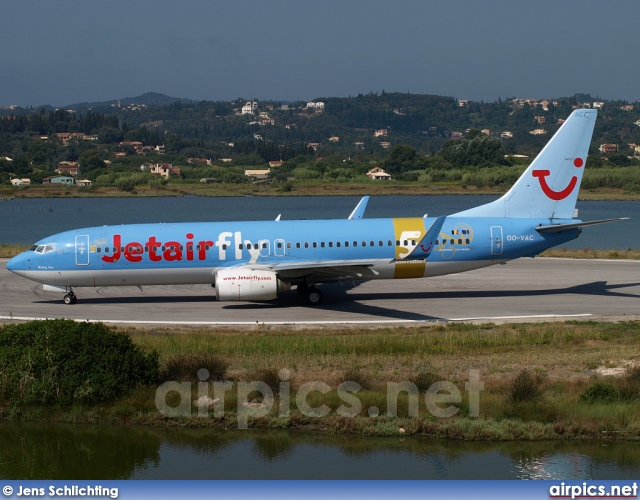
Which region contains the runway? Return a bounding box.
[1,258,639,327]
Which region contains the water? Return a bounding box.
[0,196,637,249]
[0,422,636,480]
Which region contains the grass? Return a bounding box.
[2,320,640,439]
[0,244,30,258]
[541,247,640,259]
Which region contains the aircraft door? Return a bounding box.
[274,239,286,257]
[75,234,90,266]
[490,226,503,256]
[259,239,270,257]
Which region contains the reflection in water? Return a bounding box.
[0,422,638,480]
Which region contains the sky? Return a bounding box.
[2,0,640,107]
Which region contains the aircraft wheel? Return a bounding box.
[305,287,323,306]
[63,293,77,305]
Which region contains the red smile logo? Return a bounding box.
[532,158,583,201]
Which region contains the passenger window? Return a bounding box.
[329,242,333,248]
[222,244,227,250]
[388,240,392,246]
[465,239,470,244]
[353,241,357,247]
[277,242,283,249]
[313,242,317,248]
[396,240,400,246]
[403,240,408,246]
[97,247,101,253]
[205,245,210,250]
[336,242,341,247]
[370,241,375,246]
[320,242,325,248]
[287,242,292,249]
[296,243,301,248]
[239,244,244,250]
[262,242,267,249]
[450,239,454,245]
[458,239,462,244]
[345,242,349,247]
[304,242,309,248]
[436,240,439,245]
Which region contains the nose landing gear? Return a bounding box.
[63,291,77,305]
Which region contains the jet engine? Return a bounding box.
[214,269,290,301]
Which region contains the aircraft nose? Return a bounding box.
[6,253,26,277]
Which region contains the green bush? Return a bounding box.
[0,320,158,405]
[580,382,618,403]
[508,370,544,402]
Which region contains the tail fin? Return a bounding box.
[453,109,597,219]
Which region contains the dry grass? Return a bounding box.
[0,244,30,258]
[542,247,640,260]
[129,321,640,388]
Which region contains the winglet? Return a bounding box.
[396,216,446,261]
[348,196,369,220]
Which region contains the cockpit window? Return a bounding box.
[34,244,55,254]
[29,245,38,251]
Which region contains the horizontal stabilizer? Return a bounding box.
[535,217,629,234]
[348,196,369,220]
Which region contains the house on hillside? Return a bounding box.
[366,167,392,181]
[56,162,79,176]
[42,176,74,185]
[149,163,177,179]
[599,144,618,154]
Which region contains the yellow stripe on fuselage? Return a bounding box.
[392,217,426,279]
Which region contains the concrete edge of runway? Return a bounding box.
[1,313,639,330]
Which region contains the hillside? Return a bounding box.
[1,92,639,194]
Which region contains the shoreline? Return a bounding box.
[2,184,640,201]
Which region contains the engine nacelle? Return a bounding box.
[214,269,290,301]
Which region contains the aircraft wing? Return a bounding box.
[247,259,387,281]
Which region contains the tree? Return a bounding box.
[98,126,123,144]
[27,140,47,166]
[382,144,418,174]
[78,149,106,173]
[438,134,507,167]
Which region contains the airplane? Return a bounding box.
[6,108,628,306]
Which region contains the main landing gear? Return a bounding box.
[296,282,323,306]
[63,291,77,305]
